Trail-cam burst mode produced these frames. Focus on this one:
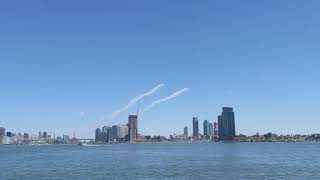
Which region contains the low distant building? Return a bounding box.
[56,137,63,143]
[6,132,13,138]
[43,132,48,139]
[0,127,5,143]
[170,134,188,141]
[63,135,70,143]
[38,131,43,139]
[2,136,17,144]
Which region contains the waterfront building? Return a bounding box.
[170,134,188,141]
[63,135,70,143]
[0,127,4,144]
[38,131,43,139]
[7,132,13,137]
[209,123,213,137]
[193,117,199,138]
[102,126,109,132]
[203,120,210,137]
[125,125,129,137]
[184,126,188,137]
[218,107,236,141]
[97,126,112,142]
[111,125,118,142]
[99,126,112,142]
[214,122,218,136]
[2,136,17,144]
[56,137,63,143]
[117,124,128,140]
[95,128,101,142]
[0,127,5,139]
[128,115,138,142]
[43,132,48,139]
[100,131,109,142]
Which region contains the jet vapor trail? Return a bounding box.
[141,88,189,113]
[111,84,165,118]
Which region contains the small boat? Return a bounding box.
[77,142,88,146]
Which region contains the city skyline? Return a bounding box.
[2,106,320,144]
[1,1,320,137]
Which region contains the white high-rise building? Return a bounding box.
[117,124,128,139]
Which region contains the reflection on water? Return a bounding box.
[0,142,319,180]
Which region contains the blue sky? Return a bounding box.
[0,0,320,137]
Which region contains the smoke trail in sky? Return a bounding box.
[141,88,189,113]
[111,84,165,118]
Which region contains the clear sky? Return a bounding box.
[1,0,320,138]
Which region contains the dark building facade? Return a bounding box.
[6,132,13,137]
[218,107,236,141]
[128,115,138,142]
[95,128,101,142]
[96,126,113,142]
[43,132,48,139]
[203,120,210,137]
[193,117,199,138]
[111,125,118,142]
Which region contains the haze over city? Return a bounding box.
[1,1,320,138]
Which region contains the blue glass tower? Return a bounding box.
[218,107,236,141]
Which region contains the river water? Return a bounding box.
[0,142,319,179]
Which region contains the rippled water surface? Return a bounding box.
[0,142,319,179]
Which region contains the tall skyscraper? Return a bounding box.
[203,120,210,136]
[218,107,236,141]
[184,126,188,137]
[128,115,138,142]
[117,124,128,140]
[193,117,199,138]
[95,128,101,142]
[101,126,112,142]
[111,125,118,142]
[209,123,213,137]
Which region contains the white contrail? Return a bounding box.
[141,88,189,113]
[111,84,165,118]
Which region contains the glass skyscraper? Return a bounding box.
[203,120,210,136]
[218,107,236,141]
[193,117,199,138]
[184,126,188,137]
